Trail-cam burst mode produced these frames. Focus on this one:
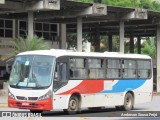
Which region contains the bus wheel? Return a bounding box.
[65,95,79,114]
[123,93,134,111]
[30,110,43,113]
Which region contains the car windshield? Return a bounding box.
[9,55,55,89]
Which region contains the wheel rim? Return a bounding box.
[125,96,132,107]
[69,99,77,110]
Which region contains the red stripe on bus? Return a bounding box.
[58,80,104,95]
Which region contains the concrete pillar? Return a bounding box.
[108,35,112,52]
[0,0,5,4]
[137,36,141,54]
[156,25,160,93]
[15,20,19,38]
[28,11,34,38]
[13,19,16,39]
[60,24,66,49]
[130,33,134,53]
[77,17,82,52]
[120,21,124,53]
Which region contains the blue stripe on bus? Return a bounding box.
[101,79,146,93]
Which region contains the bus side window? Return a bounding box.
[59,63,67,81]
[137,70,141,78]
[147,69,151,78]
[54,62,67,81]
[53,62,68,91]
[54,64,58,81]
[88,69,96,78]
[70,69,73,78]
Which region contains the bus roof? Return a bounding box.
[17,49,151,59]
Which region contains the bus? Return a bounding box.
[8,49,153,114]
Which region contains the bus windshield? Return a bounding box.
[9,55,55,89]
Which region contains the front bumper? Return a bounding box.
[8,97,52,111]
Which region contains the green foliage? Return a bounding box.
[67,33,77,49]
[134,37,156,58]
[76,0,160,11]
[103,0,139,8]
[124,41,130,53]
[76,0,102,3]
[75,0,93,3]
[67,32,94,50]
[100,36,107,52]
[141,38,156,58]
[112,36,120,52]
[1,35,50,60]
[139,0,153,9]
[99,35,120,52]
[152,1,160,11]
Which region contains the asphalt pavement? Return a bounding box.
[0,85,160,120]
[0,82,8,108]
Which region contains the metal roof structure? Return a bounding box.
[1,0,160,92]
[0,0,160,38]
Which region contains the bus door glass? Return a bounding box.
[53,62,68,91]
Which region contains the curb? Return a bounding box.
[153,93,160,96]
[0,90,8,96]
[0,103,8,108]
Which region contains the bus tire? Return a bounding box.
[65,95,80,114]
[30,110,43,113]
[123,93,134,111]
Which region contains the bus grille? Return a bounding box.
[16,96,38,101]
[28,97,38,101]
[16,96,27,100]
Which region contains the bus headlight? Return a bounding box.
[38,90,52,101]
[8,90,15,99]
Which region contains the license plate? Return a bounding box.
[22,103,29,106]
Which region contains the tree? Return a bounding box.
[139,0,153,9]
[1,35,50,60]
[67,33,77,49]
[152,1,160,11]
[76,0,93,3]
[67,32,92,50]
[112,35,120,52]
[77,0,160,12]
[141,37,156,59]
[134,37,156,59]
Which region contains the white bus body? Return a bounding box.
[8,49,153,113]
